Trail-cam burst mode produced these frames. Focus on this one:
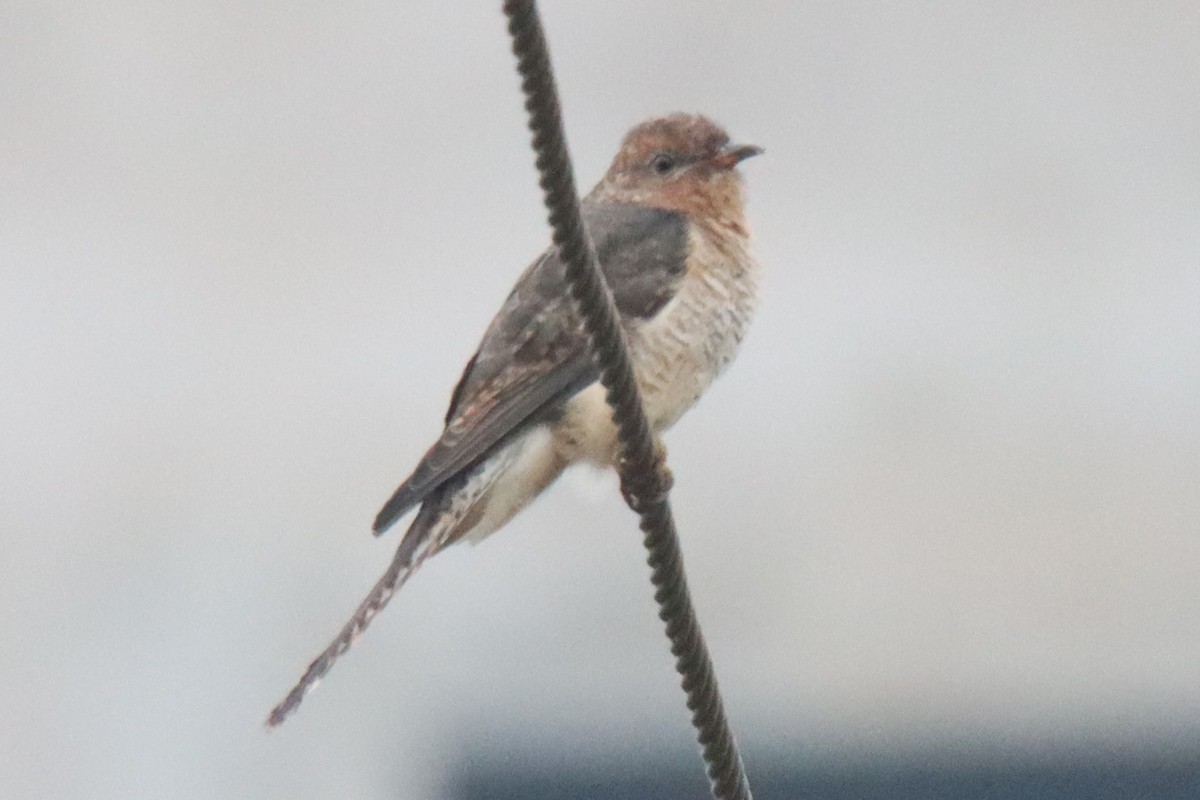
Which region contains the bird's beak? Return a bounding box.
[711,143,764,170]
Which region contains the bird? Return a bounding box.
[268,113,762,727]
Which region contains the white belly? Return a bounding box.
[631,224,759,430]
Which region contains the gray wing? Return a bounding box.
[591,202,691,318]
[372,200,688,534]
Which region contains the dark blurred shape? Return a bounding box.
[450,753,1200,800]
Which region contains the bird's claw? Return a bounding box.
[619,439,674,513]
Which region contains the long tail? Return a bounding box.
[266,503,441,727]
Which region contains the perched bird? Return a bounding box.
[268,113,762,726]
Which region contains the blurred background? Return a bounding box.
[2,2,1198,798]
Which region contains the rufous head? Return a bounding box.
[591,113,762,228]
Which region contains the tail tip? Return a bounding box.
[265,679,318,729]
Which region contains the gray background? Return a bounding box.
[2,2,1198,798]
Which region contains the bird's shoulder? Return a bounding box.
[588,200,690,318]
[445,200,690,422]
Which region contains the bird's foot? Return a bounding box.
[619,437,674,513]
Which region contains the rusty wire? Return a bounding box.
[502,2,753,798]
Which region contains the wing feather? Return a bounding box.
[372,201,688,534]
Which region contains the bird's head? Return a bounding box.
[593,113,762,229]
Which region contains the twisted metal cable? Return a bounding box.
[502,3,752,798]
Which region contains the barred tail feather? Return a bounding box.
[266,431,544,726]
[266,503,442,727]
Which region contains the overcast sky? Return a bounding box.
[2,2,1198,798]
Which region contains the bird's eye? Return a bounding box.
[650,153,676,175]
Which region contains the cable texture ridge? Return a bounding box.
[502,3,752,798]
